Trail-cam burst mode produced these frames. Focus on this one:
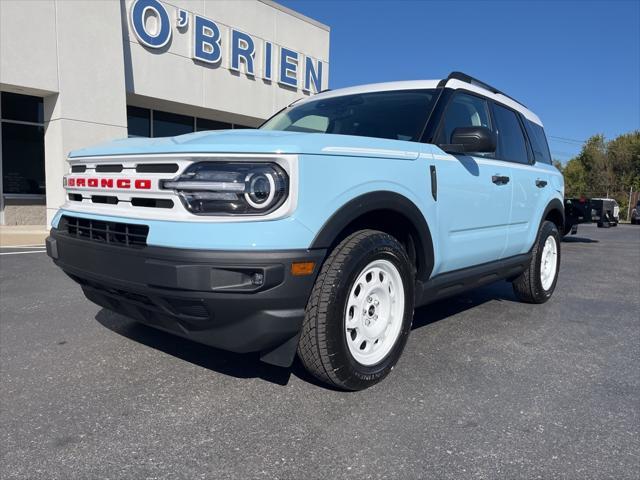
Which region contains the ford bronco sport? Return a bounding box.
[47,72,564,390]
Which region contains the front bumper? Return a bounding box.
[46,229,326,366]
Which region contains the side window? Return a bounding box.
[439,93,492,150]
[524,119,552,164]
[492,104,529,164]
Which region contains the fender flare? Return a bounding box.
[310,191,435,279]
[541,198,565,231]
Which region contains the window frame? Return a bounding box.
[431,89,496,159]
[488,100,534,165]
[425,87,539,167]
[522,118,552,165]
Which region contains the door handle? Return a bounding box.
[535,179,548,188]
[492,175,510,185]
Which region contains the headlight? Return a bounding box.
[162,162,289,215]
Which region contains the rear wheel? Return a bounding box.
[297,230,415,391]
[512,220,560,303]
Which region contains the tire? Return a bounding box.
[512,220,561,304]
[297,229,415,391]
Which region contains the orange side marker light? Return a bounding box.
[291,261,315,276]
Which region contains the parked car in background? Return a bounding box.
[631,200,640,224]
[47,72,564,390]
[591,198,619,228]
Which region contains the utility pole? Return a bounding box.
[628,187,634,222]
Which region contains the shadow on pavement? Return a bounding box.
[95,309,298,386]
[413,280,517,329]
[563,236,599,243]
[95,280,518,388]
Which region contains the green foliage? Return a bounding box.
[560,131,640,218]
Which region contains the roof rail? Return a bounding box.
[437,71,527,108]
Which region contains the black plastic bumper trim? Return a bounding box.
[47,229,326,365]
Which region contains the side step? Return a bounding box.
[416,253,531,307]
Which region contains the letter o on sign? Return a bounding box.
[130,0,172,49]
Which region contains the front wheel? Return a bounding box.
[297,230,415,391]
[512,220,561,303]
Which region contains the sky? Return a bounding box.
[279,0,640,163]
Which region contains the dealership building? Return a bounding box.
[0,0,330,225]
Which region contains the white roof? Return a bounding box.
[298,78,543,126]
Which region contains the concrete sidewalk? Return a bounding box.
[0,225,49,247]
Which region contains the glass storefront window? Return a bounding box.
[1,92,46,196]
[127,106,151,137]
[196,118,232,131]
[1,123,46,195]
[126,105,254,138]
[1,92,44,124]
[153,110,194,137]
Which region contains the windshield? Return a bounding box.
[260,89,438,142]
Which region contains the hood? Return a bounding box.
[68,129,421,161]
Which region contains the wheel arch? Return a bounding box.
[310,191,435,280]
[541,198,565,234]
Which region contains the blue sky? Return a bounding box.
[279,0,640,163]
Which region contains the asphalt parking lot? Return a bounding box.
[1,224,639,479]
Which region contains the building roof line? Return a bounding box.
[259,0,330,32]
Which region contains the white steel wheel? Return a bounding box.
[540,235,558,291]
[344,259,405,366]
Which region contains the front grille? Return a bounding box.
[95,164,123,173]
[131,197,174,209]
[136,163,179,173]
[60,215,149,248]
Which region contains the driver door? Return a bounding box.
[431,91,512,274]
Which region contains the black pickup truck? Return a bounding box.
[564,197,619,235]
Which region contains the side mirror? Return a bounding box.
[440,126,496,154]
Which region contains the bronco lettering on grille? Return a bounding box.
[67,177,152,190]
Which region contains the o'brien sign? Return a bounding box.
[129,0,325,93]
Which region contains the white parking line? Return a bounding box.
[0,245,45,249]
[0,250,47,256]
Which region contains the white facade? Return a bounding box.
[0,0,330,225]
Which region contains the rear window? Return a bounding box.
[260,89,438,142]
[524,119,552,164]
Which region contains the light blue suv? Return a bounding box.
[47,72,564,390]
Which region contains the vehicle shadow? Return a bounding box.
[95,280,518,389]
[563,236,599,243]
[412,280,517,329]
[95,308,300,386]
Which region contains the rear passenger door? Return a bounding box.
[432,92,512,273]
[490,103,546,257]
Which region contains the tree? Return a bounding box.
[561,130,640,218]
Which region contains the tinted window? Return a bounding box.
[492,104,529,164]
[1,92,43,123]
[1,122,45,194]
[524,119,552,164]
[127,106,150,137]
[261,89,437,142]
[153,110,194,137]
[440,92,491,147]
